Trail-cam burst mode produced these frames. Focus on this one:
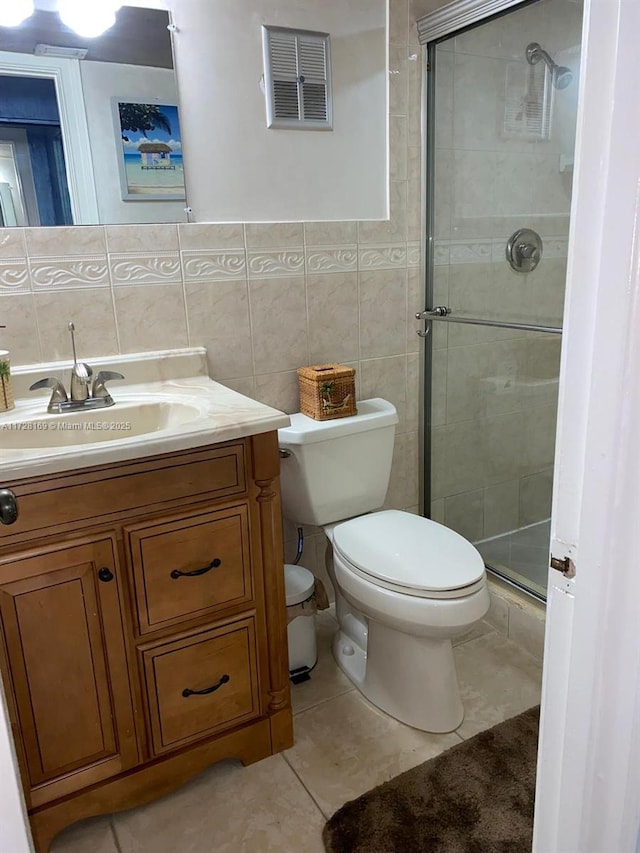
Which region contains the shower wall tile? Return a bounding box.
[407,267,423,352]
[406,352,421,433]
[452,54,503,152]
[483,479,520,539]
[519,468,554,527]
[430,498,445,524]
[434,49,454,151]
[431,347,447,427]
[444,489,484,542]
[451,150,498,234]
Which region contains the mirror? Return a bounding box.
[0,3,187,226]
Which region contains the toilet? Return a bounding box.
[278,398,490,733]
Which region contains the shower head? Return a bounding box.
[526,42,573,90]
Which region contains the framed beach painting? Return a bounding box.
[112,98,186,201]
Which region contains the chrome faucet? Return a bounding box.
[29,322,125,414]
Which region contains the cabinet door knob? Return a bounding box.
[0,489,18,525]
[98,567,114,583]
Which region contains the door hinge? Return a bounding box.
[550,555,576,579]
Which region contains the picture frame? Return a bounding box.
[111,98,186,201]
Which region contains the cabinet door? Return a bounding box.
[0,537,137,808]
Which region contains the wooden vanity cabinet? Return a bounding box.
[0,432,293,852]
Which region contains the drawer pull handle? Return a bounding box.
[182,674,230,698]
[170,558,221,579]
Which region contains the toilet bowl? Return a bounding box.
[278,398,490,733]
[325,511,489,732]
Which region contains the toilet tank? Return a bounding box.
[277,398,399,526]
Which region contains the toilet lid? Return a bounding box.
[331,510,485,593]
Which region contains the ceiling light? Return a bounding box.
[57,0,122,39]
[0,0,34,27]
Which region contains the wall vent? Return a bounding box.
[262,26,332,130]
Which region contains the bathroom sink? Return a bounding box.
[0,399,202,449]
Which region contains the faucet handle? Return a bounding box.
[29,377,69,412]
[92,370,124,400]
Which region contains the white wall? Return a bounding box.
[170,0,387,222]
[80,60,185,224]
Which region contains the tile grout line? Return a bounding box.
[292,684,357,719]
[109,815,123,853]
[280,750,334,821]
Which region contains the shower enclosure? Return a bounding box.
[419,0,584,600]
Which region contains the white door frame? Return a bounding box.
[534,0,640,848]
[0,51,99,224]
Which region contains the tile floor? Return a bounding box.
[51,610,543,853]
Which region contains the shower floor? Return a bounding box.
[475,520,551,600]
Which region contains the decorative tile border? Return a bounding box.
[109,252,182,285]
[247,250,305,278]
[28,256,109,289]
[181,250,247,281]
[450,239,492,265]
[0,260,29,291]
[407,242,421,267]
[359,244,408,270]
[305,246,357,274]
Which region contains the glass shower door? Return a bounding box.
[424,0,583,599]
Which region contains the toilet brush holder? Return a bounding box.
[0,351,15,413]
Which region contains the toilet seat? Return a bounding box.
[331,510,486,600]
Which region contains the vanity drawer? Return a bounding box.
[140,616,260,755]
[127,504,253,634]
[0,443,247,544]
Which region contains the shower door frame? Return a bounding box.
[418,0,563,599]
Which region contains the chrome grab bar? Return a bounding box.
[416,307,562,336]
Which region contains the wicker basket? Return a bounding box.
[297,364,357,421]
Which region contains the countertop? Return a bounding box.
[0,348,290,482]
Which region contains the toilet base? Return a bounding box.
[332,616,464,733]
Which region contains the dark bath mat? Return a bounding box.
[323,704,539,853]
